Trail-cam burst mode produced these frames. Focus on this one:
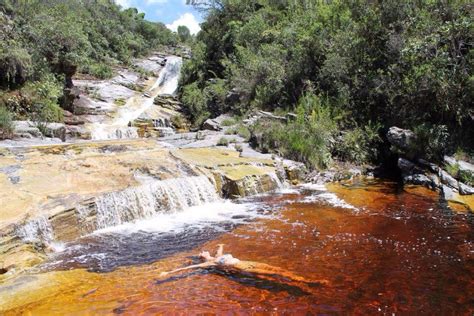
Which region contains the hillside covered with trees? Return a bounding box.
[180,0,473,169]
[0,0,177,137]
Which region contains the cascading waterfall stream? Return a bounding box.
[90,175,219,229]
[16,216,54,243]
[90,56,183,140]
[15,173,287,249]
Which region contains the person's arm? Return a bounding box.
[215,244,224,257]
[159,261,215,277]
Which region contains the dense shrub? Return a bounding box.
[252,94,337,169]
[22,75,64,124]
[412,124,450,161]
[182,0,473,164]
[333,123,382,164]
[82,63,114,80]
[181,82,210,127]
[0,45,32,88]
[0,106,14,139]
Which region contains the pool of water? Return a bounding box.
[1,180,473,314]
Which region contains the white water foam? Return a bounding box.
[95,201,266,235]
[297,182,358,210]
[16,216,54,243]
[301,192,358,210]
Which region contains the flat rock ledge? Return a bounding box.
[0,139,295,278]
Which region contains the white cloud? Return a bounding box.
[115,0,132,8]
[166,13,201,35]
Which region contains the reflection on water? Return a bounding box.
[1,180,473,314]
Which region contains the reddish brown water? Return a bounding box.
[2,180,473,314]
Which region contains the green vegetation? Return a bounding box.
[115,98,126,106]
[0,0,176,125]
[0,106,14,139]
[182,0,473,168]
[445,163,460,178]
[171,115,186,130]
[445,161,474,186]
[217,137,229,146]
[178,25,192,43]
[221,118,237,126]
[459,170,474,186]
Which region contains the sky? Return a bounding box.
[114,0,203,35]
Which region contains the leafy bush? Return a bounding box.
[221,118,236,126]
[0,106,14,139]
[412,124,450,161]
[181,82,210,127]
[217,137,229,146]
[333,123,382,164]
[459,170,474,186]
[224,127,236,135]
[0,45,32,88]
[445,163,460,178]
[171,115,186,129]
[21,75,64,125]
[252,93,337,169]
[87,64,114,80]
[237,124,251,141]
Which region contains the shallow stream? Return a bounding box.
[1,180,473,314]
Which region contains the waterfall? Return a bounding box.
[150,56,183,95]
[16,216,54,243]
[83,175,220,229]
[90,56,183,140]
[15,176,219,244]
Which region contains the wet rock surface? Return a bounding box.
[385,127,473,210]
[0,139,286,275]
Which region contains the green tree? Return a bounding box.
[178,25,192,43]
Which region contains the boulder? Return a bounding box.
[60,85,81,113]
[282,159,307,183]
[66,125,91,140]
[225,88,240,105]
[459,182,474,195]
[441,185,456,200]
[410,174,433,187]
[387,126,416,157]
[427,174,441,189]
[43,123,66,142]
[202,119,222,131]
[397,158,415,174]
[417,159,439,173]
[458,160,474,175]
[13,121,42,138]
[439,170,458,189]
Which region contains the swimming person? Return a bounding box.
[159,244,329,288]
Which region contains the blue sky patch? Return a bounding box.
[115,0,203,34]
